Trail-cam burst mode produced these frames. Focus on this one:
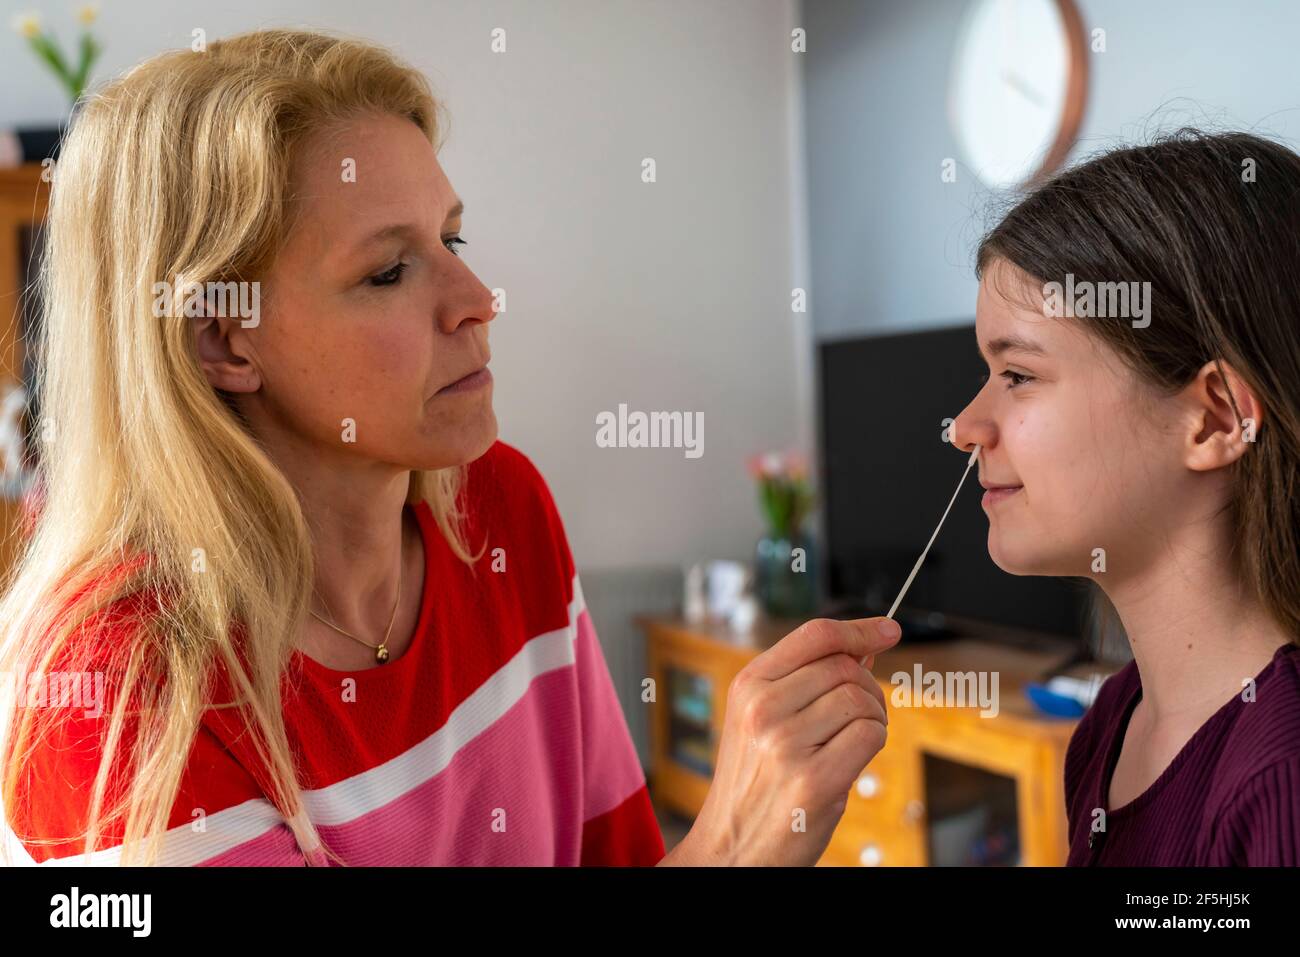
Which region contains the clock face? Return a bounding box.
[949,0,1081,189]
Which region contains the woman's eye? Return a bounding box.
[368,262,407,287]
[999,369,1034,388]
[444,236,467,257]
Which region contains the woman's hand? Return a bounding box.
[664,617,900,866]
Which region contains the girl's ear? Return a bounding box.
[1183,359,1262,472]
[193,309,261,394]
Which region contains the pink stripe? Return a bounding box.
[311,668,580,864]
[198,607,647,866]
[198,821,307,866]
[311,618,644,865]
[572,608,648,820]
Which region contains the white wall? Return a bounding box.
[802,0,1300,339]
[1,0,811,571]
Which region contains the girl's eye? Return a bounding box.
[999,369,1035,388]
[368,262,407,287]
[444,236,467,257]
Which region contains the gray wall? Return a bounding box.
[801,0,1300,340]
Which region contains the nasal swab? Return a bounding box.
[860,443,981,666]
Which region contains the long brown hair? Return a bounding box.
[977,129,1300,646]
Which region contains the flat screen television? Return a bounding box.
[817,323,1090,642]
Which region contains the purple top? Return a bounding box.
[1065,641,1300,865]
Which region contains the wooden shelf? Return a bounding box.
[0,164,50,579]
[640,613,1116,866]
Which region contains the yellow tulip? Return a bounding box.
[11,13,42,39]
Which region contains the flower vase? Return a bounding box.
[754,530,816,619]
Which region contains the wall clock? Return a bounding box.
[949,0,1089,189]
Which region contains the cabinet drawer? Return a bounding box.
[845,732,912,815]
[819,813,920,867]
[824,735,923,866]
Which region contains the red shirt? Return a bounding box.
[5,440,666,866]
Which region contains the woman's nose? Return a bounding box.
[441,268,500,334]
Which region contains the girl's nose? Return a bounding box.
[950,394,995,456]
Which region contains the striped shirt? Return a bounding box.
[1064,641,1300,865]
[5,440,666,866]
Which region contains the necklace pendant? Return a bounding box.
[376,644,390,664]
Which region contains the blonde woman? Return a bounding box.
[0,29,900,866]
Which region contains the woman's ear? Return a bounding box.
[193,309,261,394]
[1182,359,1262,472]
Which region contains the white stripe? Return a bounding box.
[4,796,288,867]
[302,573,587,825]
[2,815,40,865]
[8,573,589,865]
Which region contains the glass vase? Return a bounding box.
[754,530,816,619]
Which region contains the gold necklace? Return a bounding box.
[310,566,401,665]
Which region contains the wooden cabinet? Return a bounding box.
[0,164,50,580]
[640,614,1110,866]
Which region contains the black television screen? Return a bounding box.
[817,323,1088,639]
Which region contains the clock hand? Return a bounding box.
[1001,70,1048,109]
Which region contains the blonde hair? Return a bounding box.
[1,28,476,865]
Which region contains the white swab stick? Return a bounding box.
[860,444,981,666]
